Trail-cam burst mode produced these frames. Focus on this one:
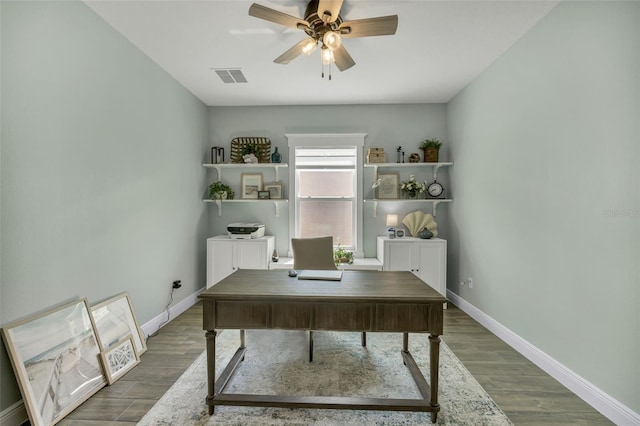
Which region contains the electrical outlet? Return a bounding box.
[172,280,182,289]
[467,277,473,288]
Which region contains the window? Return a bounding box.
[287,134,365,257]
[296,148,356,246]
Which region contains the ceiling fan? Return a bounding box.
[248,0,398,77]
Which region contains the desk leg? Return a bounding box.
[205,330,217,415]
[429,334,441,423]
[240,329,246,360]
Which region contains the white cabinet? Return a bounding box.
[376,236,447,297]
[206,236,275,288]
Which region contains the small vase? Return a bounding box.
[407,191,417,199]
[271,249,279,262]
[271,147,282,163]
[418,227,433,239]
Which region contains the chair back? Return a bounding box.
[291,236,337,270]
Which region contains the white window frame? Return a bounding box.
[286,133,366,258]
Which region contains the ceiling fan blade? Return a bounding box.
[317,0,344,23]
[333,45,355,71]
[273,39,312,64]
[249,3,309,30]
[339,15,398,38]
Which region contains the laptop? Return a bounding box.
[297,270,343,281]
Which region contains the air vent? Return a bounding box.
[213,68,247,84]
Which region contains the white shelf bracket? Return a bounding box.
[432,200,440,217]
[372,201,378,218]
[214,165,222,181]
[215,199,222,217]
[274,166,280,182]
[433,164,442,181]
[273,201,280,218]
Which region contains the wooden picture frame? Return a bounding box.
[376,172,400,199]
[1,299,107,426]
[241,173,263,199]
[91,292,147,356]
[99,335,139,385]
[258,190,270,200]
[263,182,283,199]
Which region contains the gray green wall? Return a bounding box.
[446,0,639,413]
[2,0,638,422]
[1,1,208,412]
[207,104,449,258]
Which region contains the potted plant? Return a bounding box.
[334,244,354,265]
[400,175,426,199]
[208,181,235,200]
[419,138,442,163]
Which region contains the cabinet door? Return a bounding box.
[211,240,235,287]
[384,242,415,272]
[236,241,267,270]
[415,241,446,296]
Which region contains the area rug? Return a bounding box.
[139,330,512,425]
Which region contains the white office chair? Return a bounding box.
[291,236,366,362]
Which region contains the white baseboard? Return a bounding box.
[0,400,27,426]
[140,288,203,339]
[446,290,640,426]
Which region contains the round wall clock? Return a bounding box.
[427,180,444,198]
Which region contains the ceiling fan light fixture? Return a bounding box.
[301,38,318,56]
[321,45,335,65]
[322,31,342,51]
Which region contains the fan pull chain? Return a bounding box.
[320,56,332,80]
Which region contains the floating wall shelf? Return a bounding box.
[203,163,288,181]
[364,162,453,181]
[364,198,453,218]
[203,199,289,217]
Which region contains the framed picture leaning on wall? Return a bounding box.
[376,172,400,199]
[1,299,107,426]
[91,292,147,356]
[99,335,139,385]
[241,173,263,199]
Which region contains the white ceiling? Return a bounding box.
[84,0,558,107]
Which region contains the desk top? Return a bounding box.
[199,269,446,304]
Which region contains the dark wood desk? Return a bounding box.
[199,269,447,423]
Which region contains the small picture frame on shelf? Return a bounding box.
[395,229,405,238]
[241,173,263,199]
[264,182,283,199]
[258,190,270,200]
[376,172,399,199]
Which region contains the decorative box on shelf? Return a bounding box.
[366,147,386,163]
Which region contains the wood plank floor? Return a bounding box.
[56,301,612,425]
